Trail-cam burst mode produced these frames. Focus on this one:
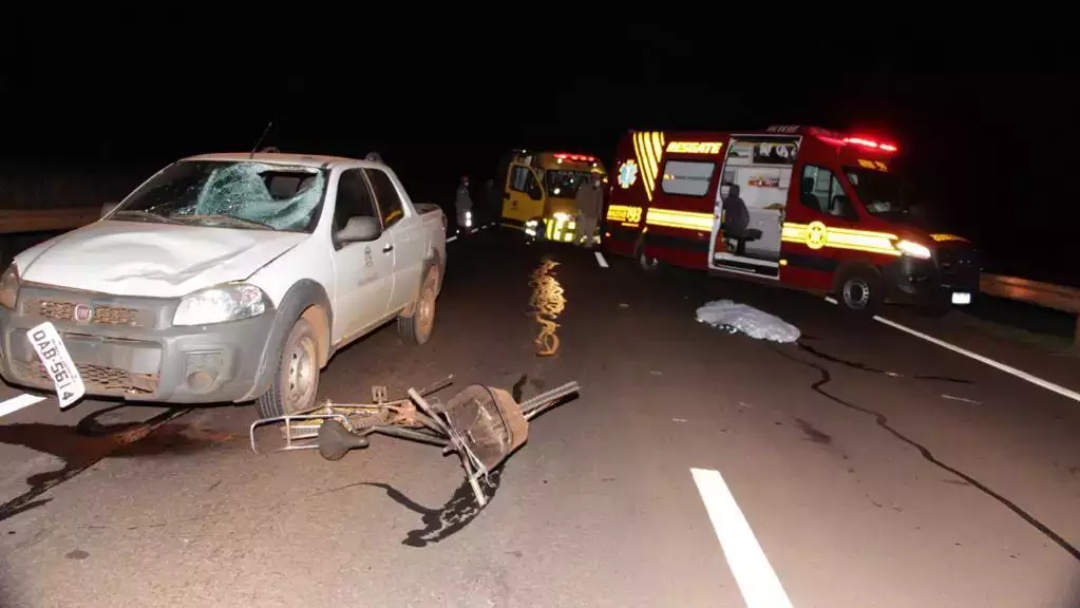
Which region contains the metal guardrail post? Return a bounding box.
[980,274,1080,347]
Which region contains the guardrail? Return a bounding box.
[0,208,101,235]
[980,274,1080,346]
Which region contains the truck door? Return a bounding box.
[708,136,800,279]
[330,169,395,341]
[502,164,545,225]
[365,167,420,314]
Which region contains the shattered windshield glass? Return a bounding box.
[111,160,327,232]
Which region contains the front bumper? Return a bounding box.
[883,246,981,306]
[0,284,275,404]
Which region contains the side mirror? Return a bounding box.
[101,202,119,219]
[335,216,381,244]
[528,185,543,201]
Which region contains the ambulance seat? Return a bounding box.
[720,185,761,256]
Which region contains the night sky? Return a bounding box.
[2,18,1076,282]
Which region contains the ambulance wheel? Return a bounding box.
[836,267,883,315]
[634,236,660,272]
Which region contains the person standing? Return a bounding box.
[455,175,474,233]
[574,175,603,247]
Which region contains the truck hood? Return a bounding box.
[17,220,308,298]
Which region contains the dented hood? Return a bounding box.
[17,220,308,298]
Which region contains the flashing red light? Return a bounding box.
[843,136,898,153]
[554,153,596,163]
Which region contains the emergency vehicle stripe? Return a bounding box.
[781,222,900,256]
[645,208,713,232]
[632,131,666,202]
[632,133,653,201]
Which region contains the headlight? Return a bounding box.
[525,219,539,227]
[0,264,20,310]
[173,283,270,326]
[895,239,932,259]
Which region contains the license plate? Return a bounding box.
[26,322,86,409]
[951,292,972,305]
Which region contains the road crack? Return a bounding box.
[774,344,1080,562]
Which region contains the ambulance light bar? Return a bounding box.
[844,136,898,153]
[554,153,597,163]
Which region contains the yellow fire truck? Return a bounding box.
[497,150,607,242]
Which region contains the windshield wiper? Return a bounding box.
[110,210,185,225]
[174,214,277,230]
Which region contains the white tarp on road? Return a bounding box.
[695,299,801,343]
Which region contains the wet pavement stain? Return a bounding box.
[529,258,565,357]
[0,406,229,523]
[64,549,89,560]
[359,466,504,548]
[795,418,833,444]
[772,345,1080,563]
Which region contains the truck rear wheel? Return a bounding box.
[256,318,321,418]
[398,265,440,345]
[836,267,884,315]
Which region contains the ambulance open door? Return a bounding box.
[708,136,800,279]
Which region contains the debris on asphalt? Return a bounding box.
[618,303,630,309]
[672,418,687,423]
[941,394,983,405]
[650,370,663,375]
[695,299,801,343]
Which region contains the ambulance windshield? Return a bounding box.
[545,170,593,198]
[843,167,910,217]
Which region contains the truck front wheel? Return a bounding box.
[398,265,440,345]
[256,318,321,418]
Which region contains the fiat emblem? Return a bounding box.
[73,304,93,323]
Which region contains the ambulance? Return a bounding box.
[498,150,607,243]
[602,126,981,313]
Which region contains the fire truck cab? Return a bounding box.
[602,126,980,313]
[498,150,607,243]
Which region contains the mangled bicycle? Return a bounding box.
[248,376,580,506]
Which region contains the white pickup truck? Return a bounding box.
[0,152,447,417]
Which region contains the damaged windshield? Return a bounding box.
[111,160,327,232]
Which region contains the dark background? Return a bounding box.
[1,17,1076,284]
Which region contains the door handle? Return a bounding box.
[383,243,394,253]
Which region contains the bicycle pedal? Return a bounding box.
[372,385,389,403]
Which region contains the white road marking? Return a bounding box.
[874,315,1080,404]
[690,467,794,608]
[447,235,458,243]
[594,251,609,268]
[0,393,47,419]
[824,296,838,305]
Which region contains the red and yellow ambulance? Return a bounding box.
[602,125,980,313]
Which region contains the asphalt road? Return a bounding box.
[1,225,1079,608]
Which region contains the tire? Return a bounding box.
[836,267,884,315]
[255,318,321,419]
[398,264,440,345]
[635,236,660,272]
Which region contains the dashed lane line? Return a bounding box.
[0,393,47,419]
[691,467,794,608]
